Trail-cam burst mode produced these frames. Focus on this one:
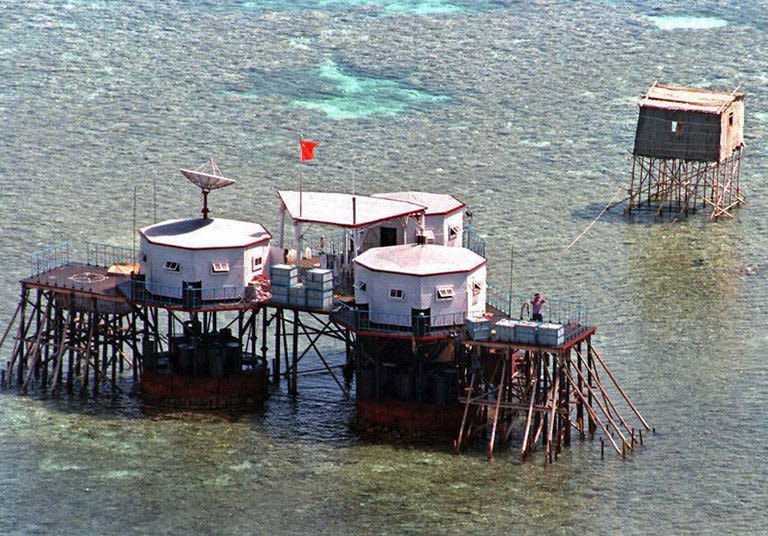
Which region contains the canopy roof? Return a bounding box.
[639,83,744,115]
[372,191,465,216]
[140,218,271,250]
[355,244,486,276]
[277,190,425,228]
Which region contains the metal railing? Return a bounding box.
[30,241,137,277]
[85,242,136,268]
[332,303,465,337]
[463,225,486,257]
[30,242,71,276]
[486,286,589,326]
[128,280,244,309]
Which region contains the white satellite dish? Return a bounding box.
[180,159,237,219]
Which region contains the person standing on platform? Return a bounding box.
[531,293,546,322]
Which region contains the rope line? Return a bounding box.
[552,185,625,261]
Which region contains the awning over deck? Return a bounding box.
[277,190,426,228]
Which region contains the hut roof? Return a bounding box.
[355,244,486,276]
[639,83,744,115]
[277,190,425,228]
[140,218,271,250]
[371,191,465,216]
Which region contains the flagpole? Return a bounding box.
[298,133,303,217]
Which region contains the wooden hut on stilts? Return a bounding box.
[627,82,745,219]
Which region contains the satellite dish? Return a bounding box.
[180,159,237,219]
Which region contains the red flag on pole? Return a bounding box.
[300,140,318,162]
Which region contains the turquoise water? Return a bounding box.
[2,0,768,534]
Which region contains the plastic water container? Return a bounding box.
[494,319,516,342]
[537,322,565,346]
[306,289,333,310]
[288,284,306,307]
[270,285,289,304]
[270,264,298,287]
[466,316,491,340]
[514,320,539,344]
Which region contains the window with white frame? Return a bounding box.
[251,256,263,272]
[355,280,367,292]
[448,225,460,241]
[389,288,404,300]
[472,280,482,305]
[436,286,454,300]
[164,261,180,272]
[211,261,230,274]
[473,280,483,296]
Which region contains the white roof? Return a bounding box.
[372,191,464,216]
[140,218,271,250]
[355,244,485,276]
[277,190,425,228]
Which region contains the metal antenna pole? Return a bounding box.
[133,185,138,263]
[153,175,157,223]
[508,246,514,316]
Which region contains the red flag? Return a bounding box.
[300,140,318,162]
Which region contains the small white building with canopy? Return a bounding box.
[370,191,465,248]
[275,190,427,278]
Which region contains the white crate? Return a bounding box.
[513,320,539,344]
[537,322,565,346]
[306,268,333,284]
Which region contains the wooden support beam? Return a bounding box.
[589,346,651,431]
[487,359,507,459]
[455,369,477,453]
[23,297,53,393]
[563,368,622,457]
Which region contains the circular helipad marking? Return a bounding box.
[70,272,107,283]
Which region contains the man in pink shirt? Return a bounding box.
[531,293,545,322]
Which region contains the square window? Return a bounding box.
[389,288,404,300]
[355,281,367,292]
[448,226,460,240]
[211,261,230,274]
[164,261,180,272]
[251,256,263,272]
[436,286,454,300]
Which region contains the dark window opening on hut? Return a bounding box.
[389,288,404,300]
[671,120,683,137]
[729,113,734,126]
[164,261,180,272]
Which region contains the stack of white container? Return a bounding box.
[493,319,566,346]
[269,264,303,306]
[304,268,334,310]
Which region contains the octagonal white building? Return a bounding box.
[138,218,271,301]
[353,243,487,329]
